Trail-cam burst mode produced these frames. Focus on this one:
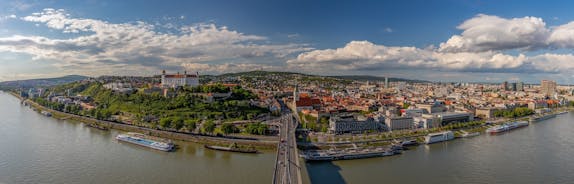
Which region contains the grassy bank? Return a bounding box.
[12,93,278,150]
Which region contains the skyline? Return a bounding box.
[3,0,574,83]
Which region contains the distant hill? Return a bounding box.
[0,75,88,89]
[214,71,428,83]
[217,70,303,77]
[329,75,430,83]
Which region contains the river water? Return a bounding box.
[3,91,574,184]
[0,93,275,184]
[307,111,574,184]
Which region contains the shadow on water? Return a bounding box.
[306,161,346,184]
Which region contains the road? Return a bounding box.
[272,112,302,184]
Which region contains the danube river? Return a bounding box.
[3,91,574,184]
[307,111,574,184]
[0,93,276,183]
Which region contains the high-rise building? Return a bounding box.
[516,82,524,91]
[502,81,508,91]
[540,80,557,96]
[510,82,517,91]
[384,77,389,89]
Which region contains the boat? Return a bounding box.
[40,111,52,117]
[529,113,556,122]
[85,123,110,131]
[204,143,258,154]
[116,132,174,152]
[303,146,400,161]
[460,131,480,138]
[424,131,454,144]
[398,139,419,147]
[557,111,568,115]
[486,121,529,134]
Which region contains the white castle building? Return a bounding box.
[161,70,199,88]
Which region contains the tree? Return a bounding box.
[159,118,172,128]
[221,123,236,135]
[319,117,329,124]
[172,117,185,130]
[184,119,197,132]
[203,120,216,134]
[245,122,268,135]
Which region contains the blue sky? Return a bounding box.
[2,0,574,83]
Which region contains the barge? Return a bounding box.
[204,144,258,154]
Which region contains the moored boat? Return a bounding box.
[424,131,454,144]
[85,123,110,131]
[461,131,480,138]
[204,144,258,154]
[529,114,556,122]
[486,121,528,134]
[399,139,419,147]
[41,111,52,117]
[116,132,174,152]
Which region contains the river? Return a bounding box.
[0,93,275,184]
[3,91,574,184]
[306,111,574,184]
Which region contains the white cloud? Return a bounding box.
[439,14,549,52]
[547,22,574,48]
[290,14,574,76]
[384,27,393,33]
[287,33,300,38]
[182,63,278,73]
[10,1,35,11]
[0,8,311,75]
[439,14,574,52]
[0,14,17,22]
[288,40,574,74]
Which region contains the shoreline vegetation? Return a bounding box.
[7,89,573,153]
[8,91,278,150]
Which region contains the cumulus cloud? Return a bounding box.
[182,63,279,73]
[0,14,17,22]
[439,14,549,52]
[0,8,311,75]
[290,14,574,75]
[288,40,574,74]
[439,14,574,52]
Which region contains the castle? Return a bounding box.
[161,70,199,88]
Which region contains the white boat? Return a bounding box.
[41,111,52,117]
[116,132,174,152]
[486,121,528,134]
[424,131,454,144]
[529,114,556,122]
[461,132,480,138]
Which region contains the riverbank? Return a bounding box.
[303,108,572,150]
[10,92,279,150]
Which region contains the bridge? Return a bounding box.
[272,112,303,184]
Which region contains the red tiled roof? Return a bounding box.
[296,96,321,107]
